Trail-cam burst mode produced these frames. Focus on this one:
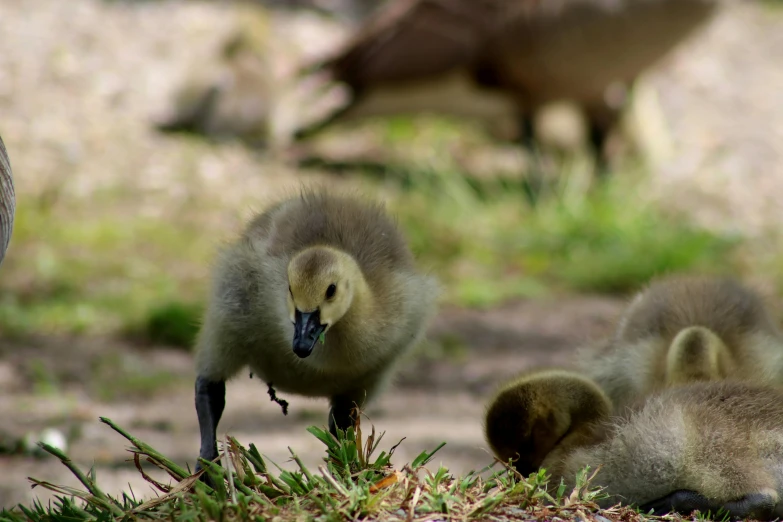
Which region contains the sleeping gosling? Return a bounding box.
[193,190,439,472]
[577,275,783,410]
[485,369,783,520]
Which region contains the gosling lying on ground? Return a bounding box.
[194,190,439,471]
[578,275,783,410]
[485,369,783,521]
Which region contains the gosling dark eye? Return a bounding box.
[325,283,337,300]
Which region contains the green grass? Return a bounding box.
[87,352,186,401]
[0,185,215,343]
[0,413,732,521]
[130,300,203,349]
[760,0,783,13]
[390,162,740,305]
[27,359,61,396]
[20,351,186,402]
[0,415,654,522]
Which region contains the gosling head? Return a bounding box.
[484,370,612,476]
[286,246,360,359]
[665,326,728,386]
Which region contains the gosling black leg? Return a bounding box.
[328,393,360,438]
[640,490,718,517]
[195,376,226,474]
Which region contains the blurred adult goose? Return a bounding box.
[295,0,721,167]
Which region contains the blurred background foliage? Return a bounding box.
[0,119,744,346]
[0,0,774,348]
[0,1,777,350]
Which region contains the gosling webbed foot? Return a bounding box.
[641,489,779,521]
[722,491,778,521]
[641,490,721,518]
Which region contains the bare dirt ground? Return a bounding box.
[0,0,781,511]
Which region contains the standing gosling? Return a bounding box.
[194,191,439,470]
[577,275,783,410]
[485,370,783,520]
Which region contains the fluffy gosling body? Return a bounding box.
[578,275,783,410]
[485,370,783,520]
[194,191,438,470]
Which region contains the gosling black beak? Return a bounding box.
[292,309,326,358]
